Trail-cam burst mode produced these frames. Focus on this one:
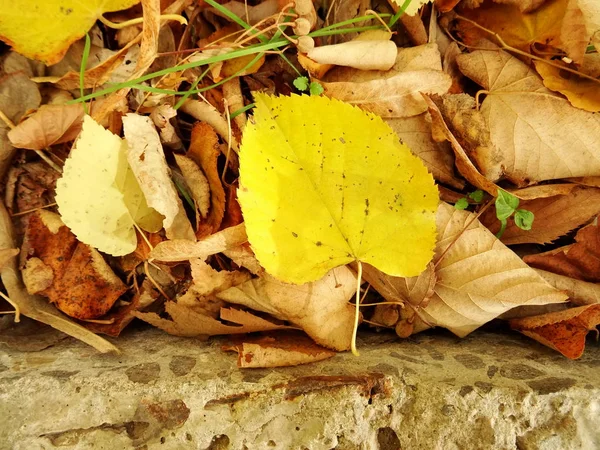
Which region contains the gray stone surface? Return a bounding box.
[1,327,599,450]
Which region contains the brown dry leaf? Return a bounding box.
[481,186,600,244]
[534,269,600,306]
[509,304,600,359]
[386,114,464,189]
[210,0,279,24]
[223,331,336,368]
[123,113,195,241]
[222,78,246,132]
[180,100,239,154]
[533,57,600,112]
[150,104,182,149]
[0,202,117,352]
[364,203,567,337]
[297,53,334,79]
[189,259,250,297]
[324,0,371,44]
[308,40,397,71]
[321,44,451,118]
[0,248,19,271]
[216,266,357,351]
[223,243,264,276]
[424,94,499,195]
[187,122,226,237]
[21,211,127,320]
[134,303,289,337]
[150,223,247,262]
[174,155,210,219]
[524,219,600,282]
[8,104,84,150]
[456,48,600,184]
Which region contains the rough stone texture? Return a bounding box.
[1,328,599,450]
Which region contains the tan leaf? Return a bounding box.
[308,40,397,71]
[576,0,600,53]
[122,113,195,240]
[150,104,182,149]
[8,104,84,150]
[386,114,464,189]
[174,155,210,219]
[210,0,279,25]
[0,202,117,352]
[150,223,247,262]
[133,304,289,337]
[216,266,357,351]
[179,100,239,154]
[321,44,451,118]
[189,259,250,297]
[509,304,600,359]
[481,186,600,244]
[456,49,600,184]
[223,332,336,368]
[223,243,264,276]
[187,122,226,237]
[0,248,19,271]
[524,218,600,282]
[424,94,499,195]
[365,203,567,337]
[21,211,127,320]
[534,269,600,306]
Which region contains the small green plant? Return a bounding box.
[495,189,534,238]
[293,76,324,95]
[454,189,484,210]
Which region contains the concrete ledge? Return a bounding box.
[1,328,599,449]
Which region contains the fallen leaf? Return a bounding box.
[0,201,117,353]
[391,0,433,16]
[8,104,84,150]
[150,223,247,262]
[21,211,127,320]
[217,266,357,351]
[0,0,141,64]
[150,104,182,149]
[321,44,452,118]
[0,248,19,271]
[188,259,250,297]
[533,58,600,112]
[524,219,600,282]
[425,94,499,195]
[186,122,226,237]
[174,155,210,219]
[223,331,336,368]
[239,94,438,284]
[480,186,600,244]
[307,40,397,71]
[386,114,464,189]
[456,48,600,184]
[56,115,163,256]
[534,269,600,306]
[223,243,264,276]
[133,304,289,337]
[180,100,239,154]
[123,113,195,241]
[577,0,600,52]
[210,0,279,25]
[363,203,567,337]
[509,304,600,359]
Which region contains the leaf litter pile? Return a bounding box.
[0,0,599,368]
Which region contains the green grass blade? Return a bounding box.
[80,33,91,115]
[204,0,267,43]
[389,0,413,27]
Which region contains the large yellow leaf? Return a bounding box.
[56,115,162,257]
[0,0,141,65]
[238,94,438,284]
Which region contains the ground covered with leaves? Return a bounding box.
[0,0,599,367]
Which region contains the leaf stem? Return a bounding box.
[98,13,187,29]
[351,260,363,357]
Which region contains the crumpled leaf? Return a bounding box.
[509,304,600,359]
[151,223,247,262]
[174,155,210,219]
[363,203,568,337]
[524,219,600,282]
[534,269,600,306]
[187,122,226,238]
[8,104,84,150]
[123,113,194,241]
[21,211,127,320]
[456,48,600,184]
[321,44,452,118]
[0,0,141,64]
[0,201,117,353]
[56,115,163,256]
[223,332,336,368]
[239,94,438,284]
[307,40,397,71]
[217,266,357,351]
[133,304,290,337]
[481,186,600,245]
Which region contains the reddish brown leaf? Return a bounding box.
[524,219,600,282]
[509,304,600,359]
[223,331,336,368]
[21,211,127,320]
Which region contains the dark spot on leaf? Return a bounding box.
[316,241,322,247]
[292,232,298,238]
[339,137,346,144]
